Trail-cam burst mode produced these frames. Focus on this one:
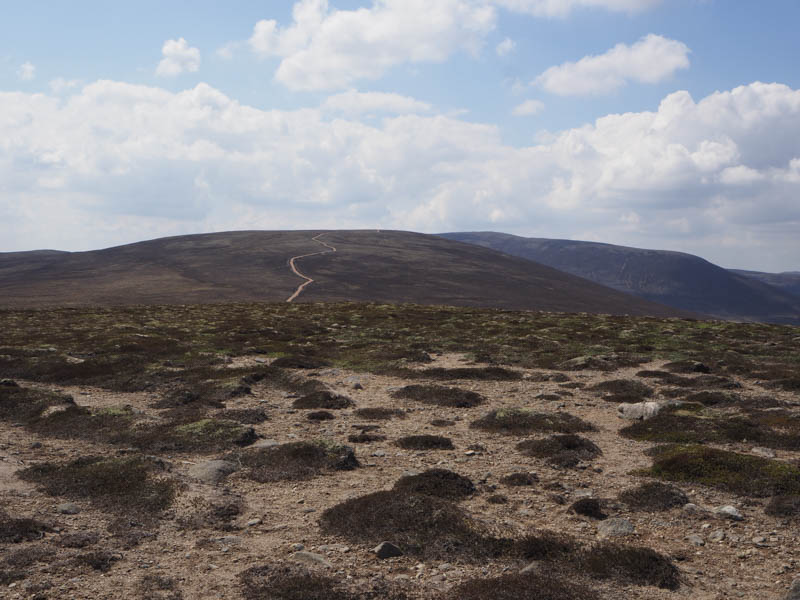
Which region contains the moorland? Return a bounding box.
[1,301,800,599]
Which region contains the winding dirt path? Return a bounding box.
[285,233,337,302]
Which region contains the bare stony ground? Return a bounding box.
[2,350,799,600]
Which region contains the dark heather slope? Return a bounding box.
[0,230,686,317]
[440,232,800,325]
[730,270,800,298]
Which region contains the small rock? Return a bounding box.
[57,502,81,515]
[597,518,635,538]
[246,518,262,527]
[715,506,744,521]
[617,401,661,420]
[187,460,237,485]
[372,450,386,457]
[683,503,708,515]
[373,542,403,559]
[0,379,20,387]
[709,529,726,543]
[785,578,800,600]
[686,534,705,547]
[253,358,266,364]
[30,442,42,449]
[290,551,332,569]
[352,383,364,390]
[289,543,305,552]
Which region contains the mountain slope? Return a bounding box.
[440,232,800,325]
[0,230,687,317]
[730,270,800,298]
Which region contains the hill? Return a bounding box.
[440,232,800,325]
[730,269,800,298]
[0,230,686,317]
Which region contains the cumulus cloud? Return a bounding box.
[1,80,799,270]
[492,0,661,17]
[496,37,515,56]
[17,62,35,81]
[512,99,545,116]
[322,90,432,115]
[536,34,690,95]
[156,38,201,77]
[248,0,496,90]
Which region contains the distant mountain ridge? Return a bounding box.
[0,230,688,318]
[440,232,800,325]
[730,270,800,298]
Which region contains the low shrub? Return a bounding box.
[293,391,353,410]
[231,441,358,482]
[390,385,485,408]
[414,367,523,381]
[643,444,800,497]
[393,469,475,500]
[219,408,269,424]
[271,356,331,369]
[570,498,606,520]
[578,542,680,590]
[308,410,335,421]
[517,434,602,468]
[440,571,599,600]
[618,482,689,512]
[352,407,406,420]
[347,433,385,443]
[500,472,539,487]
[588,379,653,403]
[765,495,800,518]
[471,409,595,436]
[395,435,454,450]
[0,510,50,543]
[18,456,176,514]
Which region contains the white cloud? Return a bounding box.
[322,90,432,116]
[156,38,201,77]
[492,0,661,17]
[1,80,799,271]
[215,43,239,60]
[496,37,515,56]
[247,0,497,91]
[512,99,545,116]
[49,77,81,93]
[536,34,690,95]
[17,62,36,81]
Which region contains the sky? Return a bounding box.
[1,0,799,272]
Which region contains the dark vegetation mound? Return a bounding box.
[0,510,50,543]
[219,408,269,424]
[471,409,595,435]
[570,498,606,520]
[390,385,485,408]
[239,564,408,600]
[58,532,100,548]
[307,410,335,421]
[620,406,800,450]
[430,419,455,427]
[501,472,539,487]
[393,469,475,500]
[352,407,406,420]
[19,456,175,514]
[765,495,800,518]
[517,434,602,468]
[138,574,184,600]
[319,489,494,560]
[579,542,680,590]
[347,432,385,443]
[230,441,358,482]
[441,571,600,600]
[293,391,354,410]
[682,391,739,406]
[662,360,712,374]
[643,445,800,497]
[588,379,653,403]
[487,494,509,504]
[0,385,75,422]
[412,367,522,381]
[395,435,454,450]
[637,371,739,390]
[618,482,689,512]
[271,356,331,369]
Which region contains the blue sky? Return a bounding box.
[2,0,800,271]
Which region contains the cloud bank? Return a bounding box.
[156,38,201,77]
[536,34,690,95]
[0,80,798,270]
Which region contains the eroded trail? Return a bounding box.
[285,233,337,302]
